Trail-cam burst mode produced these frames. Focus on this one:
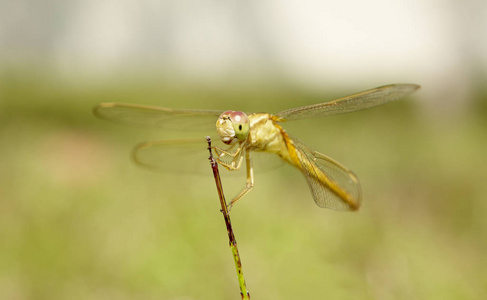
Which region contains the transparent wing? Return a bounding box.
[132,137,284,175]
[93,102,224,131]
[276,84,420,121]
[292,137,362,211]
[132,137,217,174]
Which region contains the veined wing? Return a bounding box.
[132,137,217,174]
[291,137,362,211]
[275,84,420,121]
[133,137,284,174]
[94,102,224,130]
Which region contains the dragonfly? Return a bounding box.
[94,83,419,211]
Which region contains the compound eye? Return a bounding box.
[228,111,250,141]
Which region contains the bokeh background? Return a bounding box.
[1,1,487,299]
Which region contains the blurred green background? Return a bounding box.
[1,1,487,299]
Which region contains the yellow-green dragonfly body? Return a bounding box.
[94,84,419,211]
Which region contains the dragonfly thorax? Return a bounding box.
[216,111,250,145]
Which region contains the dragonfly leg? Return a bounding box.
[213,144,239,158]
[216,155,244,171]
[227,151,254,211]
[213,145,244,171]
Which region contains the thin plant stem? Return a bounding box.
[206,136,250,300]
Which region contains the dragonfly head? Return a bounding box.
[216,111,250,145]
